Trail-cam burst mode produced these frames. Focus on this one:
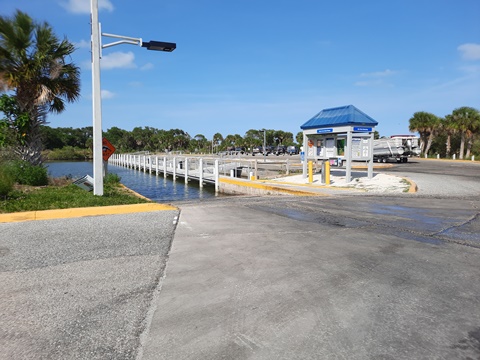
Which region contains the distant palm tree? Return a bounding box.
[450,107,480,159]
[408,111,440,157]
[441,115,456,158]
[0,10,80,165]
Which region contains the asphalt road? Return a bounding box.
[376,158,480,198]
[0,210,179,360]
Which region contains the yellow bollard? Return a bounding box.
[308,161,313,183]
[325,160,330,185]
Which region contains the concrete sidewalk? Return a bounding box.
[139,198,480,360]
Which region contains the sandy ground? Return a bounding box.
[268,172,411,193]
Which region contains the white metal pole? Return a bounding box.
[368,132,374,179]
[199,158,203,187]
[91,0,103,195]
[346,129,352,183]
[215,159,219,192]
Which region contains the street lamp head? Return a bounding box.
[142,40,176,52]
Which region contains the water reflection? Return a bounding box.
[46,161,216,202]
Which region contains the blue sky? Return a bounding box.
[1,0,480,139]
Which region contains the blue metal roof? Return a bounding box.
[300,105,378,130]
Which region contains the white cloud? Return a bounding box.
[61,0,114,14]
[359,69,397,78]
[140,63,154,71]
[458,43,480,61]
[101,90,115,99]
[101,51,136,70]
[354,69,397,87]
[74,39,90,49]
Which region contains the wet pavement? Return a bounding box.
[140,195,480,360]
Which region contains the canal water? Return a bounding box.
[46,161,217,202]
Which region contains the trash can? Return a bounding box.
[178,161,183,169]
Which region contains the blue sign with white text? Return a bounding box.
[317,128,333,133]
[353,127,372,132]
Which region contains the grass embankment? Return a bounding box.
[0,177,150,214]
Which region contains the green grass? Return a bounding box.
[0,179,150,214]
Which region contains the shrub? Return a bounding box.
[0,164,14,197]
[104,172,121,185]
[6,160,49,186]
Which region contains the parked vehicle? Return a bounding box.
[373,135,420,163]
[286,146,299,155]
[263,146,273,155]
[274,145,287,155]
[252,146,263,156]
[252,145,273,156]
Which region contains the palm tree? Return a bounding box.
[212,132,223,153]
[441,115,457,158]
[0,10,80,165]
[408,111,440,157]
[450,107,480,159]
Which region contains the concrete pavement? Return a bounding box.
[139,196,480,359]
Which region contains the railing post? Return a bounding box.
[185,157,189,184]
[199,158,203,188]
[173,157,176,180]
[163,157,167,178]
[215,159,219,192]
[143,156,146,172]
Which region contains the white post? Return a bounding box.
[185,157,189,184]
[163,157,167,177]
[368,132,374,179]
[437,154,440,159]
[149,155,152,173]
[143,156,146,172]
[91,0,103,195]
[173,157,176,180]
[453,154,456,160]
[302,132,308,178]
[199,158,203,187]
[215,159,219,192]
[346,130,352,183]
[472,155,475,161]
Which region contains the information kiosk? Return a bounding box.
[300,105,378,183]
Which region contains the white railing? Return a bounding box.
[109,154,255,192]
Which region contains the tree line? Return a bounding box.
[408,107,480,159]
[38,126,300,155]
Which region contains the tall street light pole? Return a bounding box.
[90,0,175,195]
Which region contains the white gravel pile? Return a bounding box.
[269,173,410,193]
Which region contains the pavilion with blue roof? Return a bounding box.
[300,105,378,182]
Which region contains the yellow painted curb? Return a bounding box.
[219,177,329,196]
[404,177,418,193]
[0,203,177,223]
